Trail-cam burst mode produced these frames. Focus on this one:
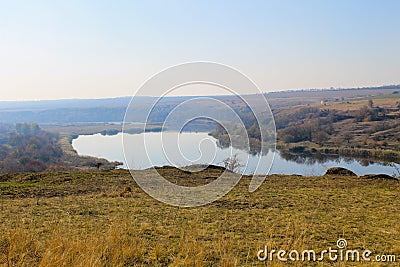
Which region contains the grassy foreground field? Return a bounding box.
[0,169,399,266]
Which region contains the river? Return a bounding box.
[72,132,400,176]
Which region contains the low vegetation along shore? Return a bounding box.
[0,123,120,174]
[0,168,399,266]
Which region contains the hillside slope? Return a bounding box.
[0,168,399,266]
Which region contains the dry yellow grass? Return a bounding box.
[321,95,400,111]
[0,169,399,266]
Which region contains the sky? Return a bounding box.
[0,0,399,100]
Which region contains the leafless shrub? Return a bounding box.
[223,154,243,173]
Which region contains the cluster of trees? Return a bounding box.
[16,122,41,135]
[279,118,334,144]
[0,123,13,145]
[209,105,275,153]
[277,102,398,146]
[210,101,400,153]
[277,108,338,144]
[0,123,63,173]
[275,107,322,129]
[354,104,390,122]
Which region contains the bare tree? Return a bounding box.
[223,154,243,173]
[390,163,400,180]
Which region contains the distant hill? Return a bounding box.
[0,85,398,124]
[267,85,400,99]
[0,97,133,112]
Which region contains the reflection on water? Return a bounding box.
[278,150,386,167]
[72,132,400,176]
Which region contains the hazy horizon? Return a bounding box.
[0,83,398,102]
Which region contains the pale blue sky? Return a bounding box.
[0,0,399,100]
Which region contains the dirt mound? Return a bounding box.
[153,165,226,173]
[325,167,357,176]
[187,164,226,172]
[360,174,398,180]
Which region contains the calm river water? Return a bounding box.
[72,132,399,176]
